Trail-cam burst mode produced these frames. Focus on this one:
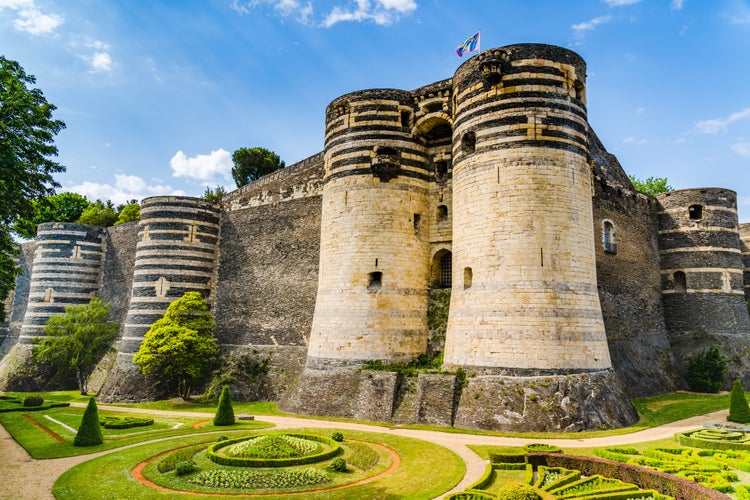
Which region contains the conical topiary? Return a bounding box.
[728,380,750,424]
[213,385,235,426]
[73,397,103,446]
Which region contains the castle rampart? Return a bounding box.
[740,222,750,300]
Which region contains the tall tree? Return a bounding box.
[114,201,140,226]
[0,56,66,321]
[133,291,218,400]
[202,185,227,203]
[32,296,119,395]
[14,192,91,239]
[628,175,672,196]
[231,147,285,187]
[77,199,118,227]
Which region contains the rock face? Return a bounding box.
[2,43,750,433]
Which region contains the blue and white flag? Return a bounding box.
[456,31,480,57]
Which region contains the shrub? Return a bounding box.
[331,431,344,442]
[73,397,103,447]
[189,468,330,489]
[728,380,750,424]
[686,345,727,393]
[22,395,44,407]
[175,460,196,476]
[216,435,228,442]
[327,457,347,472]
[494,481,540,500]
[208,433,341,468]
[524,443,562,454]
[158,444,206,473]
[213,385,235,426]
[99,416,154,429]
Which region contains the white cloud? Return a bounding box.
[170,149,233,183]
[623,137,648,145]
[731,141,750,156]
[66,175,186,206]
[324,0,418,27]
[89,52,112,72]
[693,108,750,134]
[233,0,314,24]
[602,0,639,5]
[0,0,62,35]
[572,15,612,37]
[671,0,684,10]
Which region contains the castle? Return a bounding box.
[1,44,749,432]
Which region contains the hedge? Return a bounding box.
[445,491,498,500]
[207,433,341,468]
[526,453,727,500]
[677,430,750,451]
[100,416,154,429]
[489,448,526,464]
[0,402,69,413]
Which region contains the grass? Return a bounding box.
[53,428,466,499]
[0,405,272,459]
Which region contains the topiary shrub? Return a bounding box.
[175,460,196,476]
[494,481,540,500]
[728,380,750,424]
[216,435,228,442]
[686,345,727,393]
[326,457,347,472]
[73,397,103,447]
[22,395,44,407]
[213,385,235,426]
[330,431,344,442]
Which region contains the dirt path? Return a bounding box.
[0,405,729,500]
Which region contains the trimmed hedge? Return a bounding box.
[73,398,103,447]
[0,401,69,413]
[100,416,154,429]
[524,443,563,454]
[677,429,750,451]
[489,448,526,464]
[441,490,499,500]
[207,433,341,468]
[213,385,235,426]
[728,380,750,424]
[23,395,44,407]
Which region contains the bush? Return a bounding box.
[494,481,540,500]
[22,395,44,407]
[175,460,196,476]
[524,443,562,454]
[686,345,727,393]
[728,380,750,424]
[327,457,347,472]
[330,431,343,442]
[73,397,103,447]
[158,444,206,473]
[216,435,228,442]
[99,416,154,429]
[213,385,235,426]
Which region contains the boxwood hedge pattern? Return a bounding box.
[100,416,154,429]
[677,427,750,451]
[207,433,341,468]
[189,468,332,490]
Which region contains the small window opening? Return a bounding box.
[434,161,448,180]
[413,213,422,234]
[368,272,382,291]
[462,132,476,154]
[439,253,452,288]
[425,102,443,113]
[689,204,703,220]
[463,267,473,290]
[485,72,501,86]
[376,146,398,157]
[437,205,448,223]
[401,110,411,128]
[603,220,616,254]
[673,271,686,293]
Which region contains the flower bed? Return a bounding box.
[207,433,341,468]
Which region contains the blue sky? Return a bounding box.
[2,0,749,221]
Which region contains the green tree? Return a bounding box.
[32,296,119,395]
[77,199,118,227]
[133,291,218,400]
[14,192,91,238]
[728,380,750,424]
[73,397,103,447]
[231,147,285,188]
[114,202,140,226]
[213,385,235,426]
[0,56,66,321]
[202,185,227,203]
[628,175,672,196]
[686,345,727,393]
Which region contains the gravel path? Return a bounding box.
[0,405,729,500]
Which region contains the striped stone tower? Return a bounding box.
[657,188,750,386]
[740,223,750,300]
[304,89,431,369]
[443,44,613,375]
[19,222,105,343]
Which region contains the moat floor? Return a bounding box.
[0,404,729,500]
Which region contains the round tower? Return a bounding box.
[304,89,431,369]
[443,44,612,375]
[657,188,750,387]
[19,222,105,343]
[740,222,750,300]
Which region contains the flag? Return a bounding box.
[456,31,480,57]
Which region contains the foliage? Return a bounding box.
[362,353,443,376]
[13,192,91,238]
[32,296,118,395]
[205,350,270,401]
[628,175,673,196]
[77,199,117,227]
[0,56,66,322]
[231,147,285,187]
[175,460,197,476]
[494,481,540,500]
[99,416,154,429]
[331,431,343,442]
[728,380,750,423]
[224,435,321,459]
[189,467,330,489]
[327,457,348,472]
[23,395,44,407]
[157,443,212,473]
[524,443,562,454]
[686,345,727,393]
[114,202,140,226]
[133,291,217,400]
[73,397,103,447]
[345,441,379,471]
[207,433,340,468]
[212,385,235,426]
[202,185,227,203]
